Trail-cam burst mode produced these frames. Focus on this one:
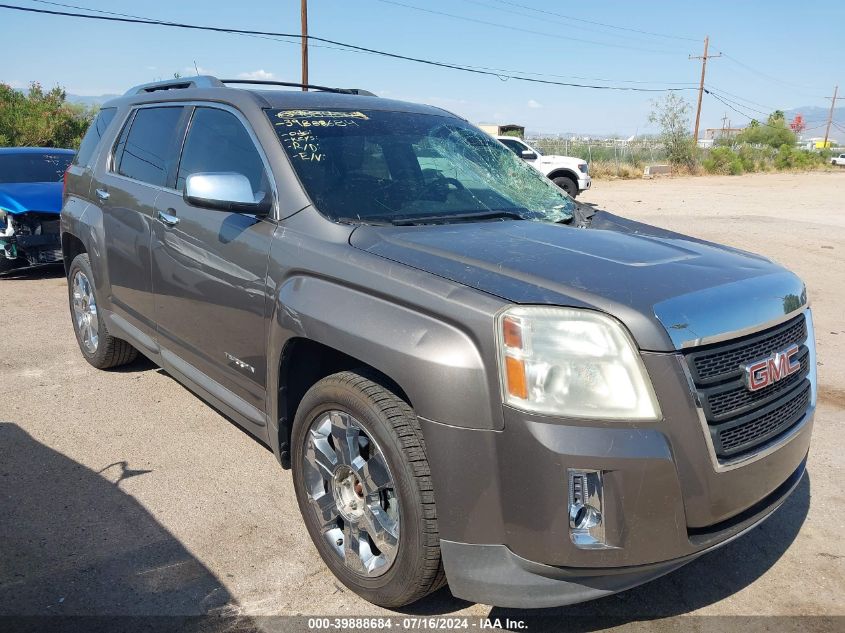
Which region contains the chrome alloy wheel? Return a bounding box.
[303,410,399,577]
[72,270,99,354]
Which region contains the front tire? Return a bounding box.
[553,175,579,197]
[68,253,138,369]
[291,371,445,607]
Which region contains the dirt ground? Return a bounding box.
[1,171,843,629]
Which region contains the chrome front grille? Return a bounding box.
[684,314,812,461]
[716,384,811,456]
[688,316,807,384]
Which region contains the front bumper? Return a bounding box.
[0,212,62,267]
[420,347,814,607]
[441,456,804,608]
[578,175,592,191]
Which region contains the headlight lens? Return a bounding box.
[578,162,589,174]
[497,306,661,420]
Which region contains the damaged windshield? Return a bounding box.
[267,108,574,225]
[0,152,73,184]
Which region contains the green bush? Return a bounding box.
[736,112,797,148]
[0,82,94,148]
[703,147,743,175]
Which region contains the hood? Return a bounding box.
[350,212,806,351]
[537,154,583,167]
[0,182,63,215]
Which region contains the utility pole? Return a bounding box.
[301,0,309,90]
[689,36,722,142]
[823,85,842,147]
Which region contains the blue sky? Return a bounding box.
[2,0,843,135]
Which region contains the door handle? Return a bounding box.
[95,188,110,201]
[157,209,180,227]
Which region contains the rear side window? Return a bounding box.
[114,106,184,187]
[176,107,269,199]
[74,107,117,167]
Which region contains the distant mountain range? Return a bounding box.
[783,106,845,135]
[66,93,119,106]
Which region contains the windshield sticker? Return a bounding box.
[276,110,369,120]
[274,110,369,129]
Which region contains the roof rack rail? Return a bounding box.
[122,75,376,98]
[124,75,225,96]
[220,79,376,96]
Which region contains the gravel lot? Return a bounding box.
[1,171,843,628]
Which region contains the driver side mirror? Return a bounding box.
[520,150,538,160]
[184,172,271,216]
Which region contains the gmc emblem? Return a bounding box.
[742,344,801,392]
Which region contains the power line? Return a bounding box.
[706,89,808,133]
[704,85,778,114]
[480,0,700,42]
[705,88,773,118]
[0,3,697,92]
[26,0,697,87]
[722,53,825,98]
[458,0,695,46]
[372,0,684,55]
[29,0,696,88]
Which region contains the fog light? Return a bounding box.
[568,469,608,548]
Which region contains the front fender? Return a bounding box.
[267,274,497,447]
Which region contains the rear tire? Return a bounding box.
[291,370,445,607]
[68,253,138,369]
[553,175,579,197]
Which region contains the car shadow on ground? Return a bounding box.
[404,474,811,630]
[0,263,65,280]
[0,423,246,626]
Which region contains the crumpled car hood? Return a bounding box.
[0,182,63,215]
[350,211,805,351]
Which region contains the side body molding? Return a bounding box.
[270,274,492,430]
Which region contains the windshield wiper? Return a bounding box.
[390,210,525,226]
[336,216,394,227]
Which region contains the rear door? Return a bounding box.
[150,104,276,425]
[94,105,187,338]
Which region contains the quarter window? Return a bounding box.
[114,106,184,187]
[75,107,117,167]
[176,107,269,201]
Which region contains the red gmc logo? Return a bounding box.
[742,344,801,391]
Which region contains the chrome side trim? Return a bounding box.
[678,308,816,473]
[653,271,808,350]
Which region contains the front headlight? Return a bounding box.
[497,306,661,420]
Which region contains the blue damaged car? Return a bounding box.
[0,147,75,272]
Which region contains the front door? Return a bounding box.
[150,106,276,422]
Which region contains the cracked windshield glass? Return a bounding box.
[268,108,574,225]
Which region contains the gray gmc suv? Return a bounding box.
[61,76,816,609]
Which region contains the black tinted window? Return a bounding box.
[0,152,74,183]
[116,107,184,187]
[499,138,526,155]
[176,107,268,198]
[74,107,117,167]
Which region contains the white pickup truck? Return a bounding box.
[830,153,845,166]
[497,136,591,197]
